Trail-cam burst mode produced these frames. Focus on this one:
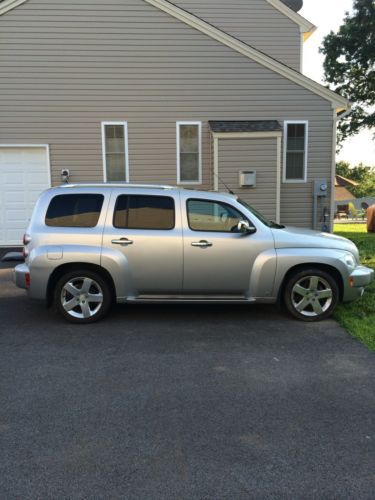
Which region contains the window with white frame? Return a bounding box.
[177,122,202,184]
[101,122,129,182]
[284,121,308,182]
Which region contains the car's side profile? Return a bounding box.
[14,184,374,323]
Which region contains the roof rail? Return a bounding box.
[58,183,176,190]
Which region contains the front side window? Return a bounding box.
[45,194,104,227]
[113,195,175,230]
[177,122,202,184]
[187,199,246,232]
[284,121,308,182]
[102,122,129,182]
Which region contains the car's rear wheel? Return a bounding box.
[54,270,112,323]
[283,268,339,322]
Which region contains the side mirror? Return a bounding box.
[237,220,256,235]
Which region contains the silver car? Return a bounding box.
[14,184,374,324]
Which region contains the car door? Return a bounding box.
[102,189,183,295]
[181,193,273,295]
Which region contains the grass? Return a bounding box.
[333,223,375,351]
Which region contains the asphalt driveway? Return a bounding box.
[0,263,374,499]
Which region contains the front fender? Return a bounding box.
[249,249,277,299]
[273,248,351,297]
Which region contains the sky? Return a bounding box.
[300,0,374,166]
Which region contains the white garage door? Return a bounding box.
[0,147,50,246]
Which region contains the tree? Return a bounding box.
[336,161,375,198]
[321,0,375,145]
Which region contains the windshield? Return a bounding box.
[237,199,285,229]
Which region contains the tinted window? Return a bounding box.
[114,195,175,230]
[187,199,245,232]
[45,194,104,227]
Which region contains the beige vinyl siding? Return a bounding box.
[172,0,301,70]
[218,138,278,221]
[0,0,333,228]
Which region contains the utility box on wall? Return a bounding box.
[239,170,256,188]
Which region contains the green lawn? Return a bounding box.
[333,223,375,351]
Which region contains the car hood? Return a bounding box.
[271,226,359,260]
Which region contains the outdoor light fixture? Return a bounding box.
[61,169,70,183]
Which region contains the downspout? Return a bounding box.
[329,110,338,232]
[330,106,352,232]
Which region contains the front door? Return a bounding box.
[181,193,273,295]
[102,190,183,295]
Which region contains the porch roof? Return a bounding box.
[208,120,282,134]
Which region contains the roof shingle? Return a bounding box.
[209,120,282,134]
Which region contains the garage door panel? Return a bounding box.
[3,172,27,185]
[5,192,26,204]
[0,147,50,246]
[27,174,50,186]
[6,207,29,219]
[5,229,26,244]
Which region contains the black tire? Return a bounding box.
[283,268,339,322]
[54,270,112,324]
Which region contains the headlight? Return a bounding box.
[343,254,356,269]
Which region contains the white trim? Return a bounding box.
[276,135,282,223]
[329,111,338,232]
[283,120,308,183]
[45,144,52,187]
[143,0,348,111]
[212,131,281,223]
[266,0,316,37]
[300,33,304,72]
[176,121,202,185]
[101,121,129,183]
[0,0,28,16]
[213,136,219,191]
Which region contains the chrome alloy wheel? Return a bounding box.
[61,277,104,319]
[291,275,333,318]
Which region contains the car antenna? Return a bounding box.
[214,172,235,195]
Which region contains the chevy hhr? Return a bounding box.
[14,184,374,323]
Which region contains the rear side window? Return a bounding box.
[45,194,104,227]
[114,195,175,230]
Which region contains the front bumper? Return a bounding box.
[343,265,374,302]
[13,263,29,290]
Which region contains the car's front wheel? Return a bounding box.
[283,268,339,322]
[54,270,112,323]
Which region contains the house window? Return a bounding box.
[284,121,308,182]
[177,122,202,184]
[101,122,129,182]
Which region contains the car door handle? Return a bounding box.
[111,238,134,246]
[191,240,213,248]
